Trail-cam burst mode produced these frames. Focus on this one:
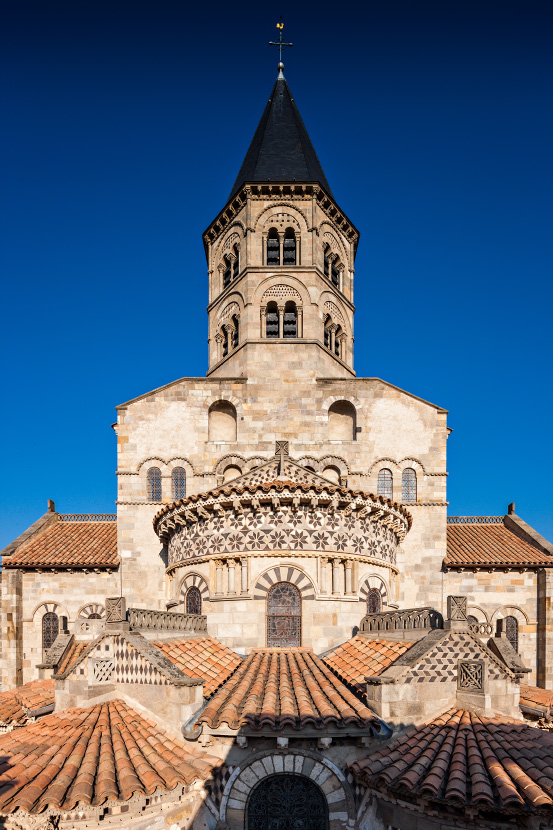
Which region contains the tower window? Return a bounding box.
[267,582,301,647]
[185,586,202,615]
[334,325,342,357]
[283,228,296,266]
[402,468,417,502]
[232,315,239,349]
[222,326,229,357]
[266,301,279,338]
[377,469,393,499]
[223,257,231,288]
[147,467,162,501]
[324,316,331,349]
[267,228,280,266]
[324,245,330,277]
[283,301,297,338]
[232,244,239,279]
[172,467,186,500]
[331,260,339,287]
[367,588,383,614]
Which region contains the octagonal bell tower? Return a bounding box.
[203,62,360,380]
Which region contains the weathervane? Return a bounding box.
[269,18,293,68]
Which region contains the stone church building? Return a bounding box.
[1,60,553,830]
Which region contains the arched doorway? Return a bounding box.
[247,774,328,830]
[267,582,301,647]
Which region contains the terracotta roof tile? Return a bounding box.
[0,680,54,725]
[198,647,380,731]
[445,520,552,568]
[519,685,553,715]
[57,641,89,674]
[0,699,220,814]
[153,637,242,697]
[350,708,553,813]
[322,637,412,694]
[4,519,118,569]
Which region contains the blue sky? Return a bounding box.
[1,0,552,548]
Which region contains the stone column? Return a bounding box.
[295,231,301,265]
[278,305,285,339]
[228,559,236,595]
[329,323,337,355]
[223,323,233,356]
[215,560,224,596]
[345,560,353,595]
[297,306,303,338]
[332,558,342,596]
[217,263,225,293]
[240,558,248,594]
[227,252,236,282]
[260,305,267,337]
[215,332,223,362]
[320,557,328,594]
[279,233,284,266]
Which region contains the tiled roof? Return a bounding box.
[520,685,553,715]
[0,680,54,725]
[322,637,412,694]
[57,640,89,674]
[445,519,552,568]
[4,518,118,569]
[350,708,553,813]
[198,648,380,731]
[0,699,220,814]
[153,637,242,697]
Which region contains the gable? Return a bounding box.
[398,631,511,684]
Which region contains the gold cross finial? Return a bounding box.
[269,17,293,70]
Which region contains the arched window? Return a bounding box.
[232,244,239,279]
[42,611,59,652]
[377,469,393,499]
[267,582,301,647]
[223,256,232,288]
[172,467,186,500]
[248,775,328,830]
[208,401,237,441]
[402,468,417,502]
[283,301,297,338]
[323,245,330,278]
[267,228,280,266]
[223,465,242,482]
[505,616,519,652]
[283,227,296,265]
[266,301,279,338]
[331,259,339,287]
[185,586,202,615]
[367,588,382,614]
[467,615,478,625]
[322,465,340,484]
[328,400,356,441]
[334,324,342,357]
[232,314,239,349]
[323,315,332,349]
[147,467,162,501]
[222,326,229,357]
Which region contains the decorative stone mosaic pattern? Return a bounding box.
[168,503,398,567]
[403,635,504,684]
[78,637,170,686]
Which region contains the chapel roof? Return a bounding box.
[0,699,220,815]
[350,707,553,814]
[322,637,413,695]
[519,685,553,718]
[0,679,54,726]
[445,516,553,568]
[153,637,242,698]
[228,74,333,201]
[3,515,118,570]
[197,647,380,732]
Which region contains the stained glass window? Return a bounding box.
[186,586,202,615]
[367,588,382,614]
[267,582,301,647]
[42,612,59,652]
[402,468,417,502]
[147,467,162,501]
[505,615,519,652]
[377,469,393,499]
[172,467,186,500]
[248,775,328,830]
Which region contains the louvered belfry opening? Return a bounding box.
[267,228,280,265]
[247,774,328,830]
[267,582,301,647]
[266,301,279,338]
[232,314,239,349]
[283,227,296,265]
[283,301,297,338]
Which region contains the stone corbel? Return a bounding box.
[197,505,210,520]
[215,503,225,517]
[292,494,301,512]
[251,495,261,511]
[369,509,384,522]
[232,497,244,515]
[271,494,280,511]
[310,495,319,511]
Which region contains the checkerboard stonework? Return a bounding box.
[1,56,552,830]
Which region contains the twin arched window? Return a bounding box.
[323,314,345,360]
[222,244,240,289]
[266,227,297,266]
[147,467,162,501]
[265,301,298,338]
[323,244,340,288]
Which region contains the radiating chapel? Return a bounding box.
[2,52,553,830]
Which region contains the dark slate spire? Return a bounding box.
[228,67,333,201]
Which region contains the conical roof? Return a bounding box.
[228,75,333,201]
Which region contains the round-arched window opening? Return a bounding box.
[322,465,340,484]
[267,582,301,647]
[283,300,297,338]
[504,615,519,652]
[223,465,242,483]
[267,228,280,266]
[283,227,297,266]
[208,400,237,442]
[185,586,202,615]
[328,400,356,441]
[366,588,383,614]
[377,468,393,499]
[247,774,328,830]
[42,611,59,652]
